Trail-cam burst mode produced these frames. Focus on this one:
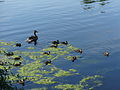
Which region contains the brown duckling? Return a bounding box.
[16,43,22,47]
[71,56,77,62]
[74,49,83,54]
[43,51,50,55]
[14,56,21,60]
[18,79,25,86]
[4,51,14,56]
[13,62,22,66]
[61,41,68,45]
[104,52,109,56]
[50,44,58,48]
[52,40,59,44]
[45,60,51,65]
[0,61,4,65]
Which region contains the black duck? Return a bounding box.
[26,30,38,45]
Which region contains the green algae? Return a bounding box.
[0,41,15,46]
[54,75,103,90]
[54,69,78,77]
[55,84,76,90]
[31,87,47,90]
[0,40,103,90]
[27,47,35,49]
[69,69,77,72]
[35,77,56,84]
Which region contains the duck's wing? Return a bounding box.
[29,36,35,39]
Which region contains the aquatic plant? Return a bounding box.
[54,75,103,90]
[0,40,103,89]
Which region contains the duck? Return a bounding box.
[61,41,68,45]
[50,44,58,48]
[52,40,59,44]
[26,30,38,45]
[43,51,50,55]
[71,56,77,62]
[104,52,109,56]
[14,56,21,60]
[74,49,83,54]
[13,62,22,66]
[16,43,22,47]
[45,60,51,65]
[4,51,14,56]
[18,79,25,86]
[0,61,4,65]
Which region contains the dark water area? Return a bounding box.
[1,0,120,89]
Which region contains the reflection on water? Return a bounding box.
[1,0,120,89]
[81,0,110,10]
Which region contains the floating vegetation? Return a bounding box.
[54,69,79,77]
[0,40,103,89]
[31,87,47,90]
[54,75,103,90]
[27,46,35,49]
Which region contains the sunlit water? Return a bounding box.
[0,0,120,89]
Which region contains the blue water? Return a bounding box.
[1,0,120,89]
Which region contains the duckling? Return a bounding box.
[26,30,38,45]
[16,43,22,47]
[43,51,50,55]
[71,56,77,62]
[61,41,68,45]
[14,56,21,60]
[18,79,25,86]
[13,62,22,66]
[52,40,59,44]
[45,60,51,65]
[50,44,58,48]
[104,52,109,56]
[0,61,4,65]
[74,49,83,54]
[4,51,14,56]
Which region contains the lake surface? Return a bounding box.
[1,0,120,89]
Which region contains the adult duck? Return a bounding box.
[26,30,38,45]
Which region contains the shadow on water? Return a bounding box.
[0,1,4,2]
[81,0,110,11]
[0,69,22,90]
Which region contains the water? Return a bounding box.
[0,0,120,89]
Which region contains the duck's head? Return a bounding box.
[34,30,38,33]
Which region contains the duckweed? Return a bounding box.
[54,70,77,77]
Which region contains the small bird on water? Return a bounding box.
[43,51,50,55]
[61,41,68,45]
[52,40,59,44]
[44,60,51,65]
[74,49,83,54]
[71,56,77,62]
[104,52,109,56]
[15,43,22,47]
